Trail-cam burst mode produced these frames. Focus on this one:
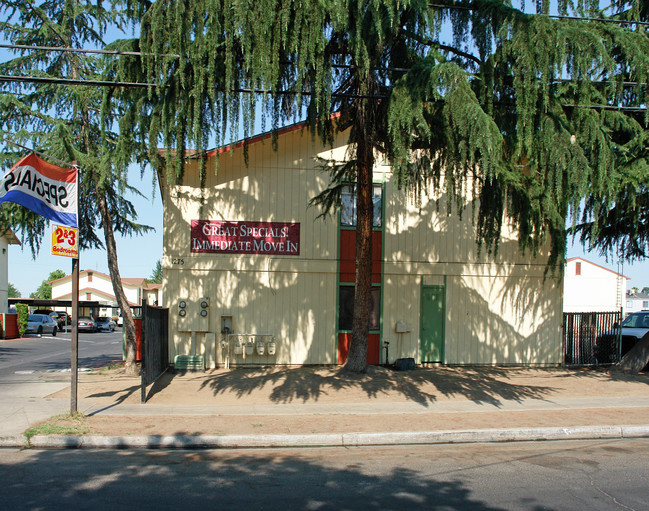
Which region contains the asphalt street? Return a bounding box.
[0,329,123,376]
[2,438,649,510]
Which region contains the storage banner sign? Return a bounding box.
[0,153,78,228]
[191,220,300,255]
[51,223,79,258]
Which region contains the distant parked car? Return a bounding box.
[56,312,71,326]
[117,314,123,327]
[77,316,97,333]
[595,311,649,364]
[95,317,116,332]
[25,314,58,336]
[34,309,65,331]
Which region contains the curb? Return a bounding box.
[3,425,649,449]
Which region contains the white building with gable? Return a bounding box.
[50,270,163,316]
[563,257,627,314]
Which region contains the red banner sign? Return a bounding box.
[191,220,300,255]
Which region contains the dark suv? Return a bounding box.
[595,311,649,364]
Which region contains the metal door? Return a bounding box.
[420,285,445,363]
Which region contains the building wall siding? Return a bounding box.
[163,127,563,367]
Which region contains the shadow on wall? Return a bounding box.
[166,149,561,367]
[386,185,561,365]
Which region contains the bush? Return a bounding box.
[15,303,28,336]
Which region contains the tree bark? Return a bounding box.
[343,82,375,372]
[96,189,139,375]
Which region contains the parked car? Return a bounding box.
[77,316,97,333]
[117,314,123,327]
[25,314,58,336]
[595,311,649,364]
[33,309,65,331]
[56,312,71,326]
[95,317,116,332]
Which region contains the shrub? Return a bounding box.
[15,303,28,337]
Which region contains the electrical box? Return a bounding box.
[395,321,411,333]
[177,298,191,331]
[221,315,233,334]
[196,296,210,332]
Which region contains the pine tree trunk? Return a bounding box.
[344,162,373,373]
[96,189,139,375]
[343,98,374,372]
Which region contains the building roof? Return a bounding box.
[49,270,160,290]
[627,291,649,299]
[1,227,21,245]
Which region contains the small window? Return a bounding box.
[643,301,649,308]
[575,262,581,276]
[86,293,91,300]
[338,286,380,331]
[340,184,382,227]
[88,272,93,282]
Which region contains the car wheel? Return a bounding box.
[37,326,43,336]
[52,327,57,337]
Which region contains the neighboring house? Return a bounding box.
[625,291,649,315]
[50,270,163,316]
[0,227,20,314]
[161,123,564,369]
[563,257,627,314]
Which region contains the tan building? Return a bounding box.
[162,125,563,368]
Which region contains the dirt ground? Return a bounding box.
[46,365,649,437]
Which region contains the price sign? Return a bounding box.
[52,223,79,258]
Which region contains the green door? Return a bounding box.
[420,285,445,363]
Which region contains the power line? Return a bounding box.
[0,74,388,99]
[0,43,180,58]
[1,73,646,112]
[0,74,155,88]
[428,3,649,26]
[0,43,412,72]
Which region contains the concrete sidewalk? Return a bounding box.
[2,365,649,449]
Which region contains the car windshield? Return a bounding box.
[622,313,649,328]
[27,315,39,321]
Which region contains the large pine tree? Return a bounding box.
[117,0,649,372]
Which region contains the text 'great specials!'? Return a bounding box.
[191,220,300,255]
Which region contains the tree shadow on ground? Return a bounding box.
[196,365,559,407]
[0,447,511,511]
[558,365,649,385]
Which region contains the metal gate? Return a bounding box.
[140,301,169,403]
[563,310,622,366]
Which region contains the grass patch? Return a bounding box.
[24,413,90,440]
[93,362,124,374]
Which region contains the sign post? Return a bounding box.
[50,222,80,412]
[71,257,79,413]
